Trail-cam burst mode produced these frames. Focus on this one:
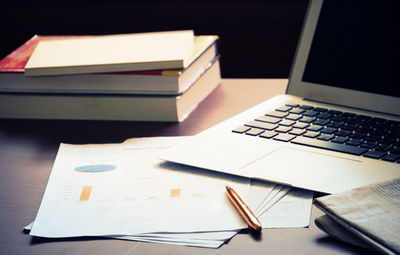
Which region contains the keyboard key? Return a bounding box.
[378,138,396,146]
[275,126,292,133]
[328,110,343,115]
[285,103,299,107]
[331,115,346,122]
[343,112,357,118]
[355,127,369,134]
[299,105,313,110]
[375,145,392,152]
[331,136,349,144]
[327,121,343,128]
[369,129,385,136]
[335,130,352,137]
[307,125,323,132]
[363,150,387,159]
[391,148,400,154]
[303,110,319,117]
[289,107,306,114]
[245,128,264,136]
[320,127,337,134]
[266,111,288,118]
[313,119,330,126]
[348,132,367,139]
[341,124,357,131]
[232,126,251,134]
[299,116,316,123]
[314,107,328,112]
[245,120,278,130]
[382,153,400,162]
[317,134,334,141]
[346,139,363,146]
[289,128,306,136]
[286,114,302,121]
[344,117,359,125]
[279,119,295,126]
[357,115,372,122]
[259,131,278,139]
[275,105,292,112]
[291,136,368,155]
[293,122,309,129]
[256,115,281,124]
[273,133,296,142]
[316,112,332,119]
[364,135,382,142]
[303,131,320,138]
[360,141,378,149]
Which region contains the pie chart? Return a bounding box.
[75,164,116,173]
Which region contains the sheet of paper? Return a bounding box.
[255,184,292,217]
[30,137,249,238]
[114,236,226,248]
[258,188,313,228]
[113,230,240,248]
[248,179,275,212]
[26,221,238,249]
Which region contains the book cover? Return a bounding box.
[0,34,218,94]
[24,31,195,76]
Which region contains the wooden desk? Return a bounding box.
[0,79,367,254]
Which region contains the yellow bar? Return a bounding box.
[79,186,92,201]
[170,188,181,197]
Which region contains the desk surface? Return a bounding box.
[0,79,368,255]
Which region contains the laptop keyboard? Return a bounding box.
[232,103,400,163]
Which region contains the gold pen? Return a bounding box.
[226,185,262,232]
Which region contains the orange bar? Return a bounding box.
[79,186,92,201]
[170,188,181,197]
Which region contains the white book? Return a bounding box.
[0,35,218,95]
[25,30,194,76]
[0,59,221,122]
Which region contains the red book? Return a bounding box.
[0,34,218,95]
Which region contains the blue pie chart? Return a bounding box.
[75,164,116,173]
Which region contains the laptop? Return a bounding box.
[161,0,400,194]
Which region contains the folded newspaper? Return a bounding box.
[314,178,400,255]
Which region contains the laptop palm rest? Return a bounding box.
[241,147,363,194]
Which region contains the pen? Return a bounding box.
[226,185,262,232]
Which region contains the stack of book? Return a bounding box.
[0,31,221,121]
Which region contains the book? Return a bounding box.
[0,58,221,122]
[314,178,400,255]
[0,34,218,95]
[24,31,195,76]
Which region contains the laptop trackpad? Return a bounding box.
[241,147,363,193]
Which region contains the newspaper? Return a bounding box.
[314,178,400,255]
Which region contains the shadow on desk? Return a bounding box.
[315,236,380,255]
[0,119,178,144]
[25,232,107,246]
[23,227,373,255]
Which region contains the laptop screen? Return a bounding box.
[302,0,397,98]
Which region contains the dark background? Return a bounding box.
[2,0,308,78]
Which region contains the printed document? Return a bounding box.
[27,136,313,248]
[30,137,249,237]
